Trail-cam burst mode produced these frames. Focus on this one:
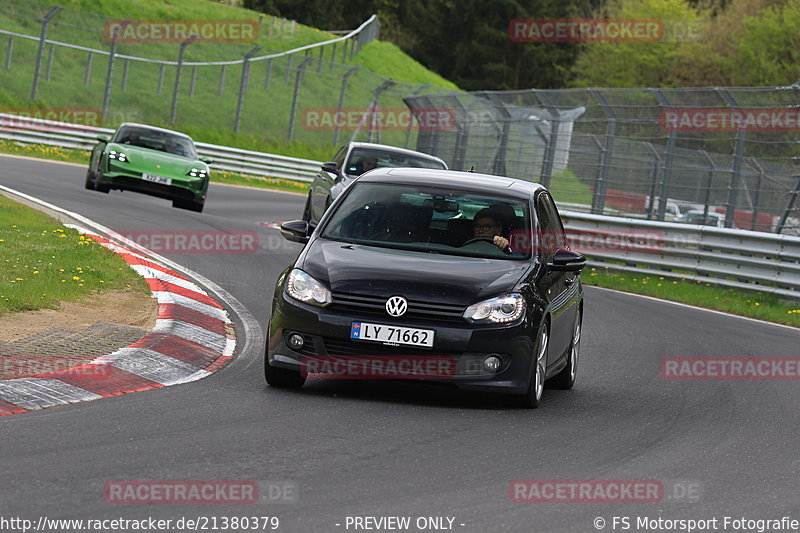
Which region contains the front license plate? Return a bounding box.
[141,173,172,186]
[351,322,434,348]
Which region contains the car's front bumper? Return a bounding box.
[267,291,538,394]
[98,168,206,201]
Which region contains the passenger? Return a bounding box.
[361,157,378,173]
[472,208,510,251]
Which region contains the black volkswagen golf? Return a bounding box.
[266,169,585,408]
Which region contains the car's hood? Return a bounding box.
[108,144,202,175]
[300,239,531,306]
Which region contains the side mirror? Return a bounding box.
[321,161,338,174]
[97,134,110,143]
[199,156,214,164]
[548,249,586,272]
[280,220,311,245]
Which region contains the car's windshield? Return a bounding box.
[322,182,532,260]
[113,126,197,159]
[344,148,445,177]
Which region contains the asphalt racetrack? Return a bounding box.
[1,154,799,532]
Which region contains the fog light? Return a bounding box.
[484,355,501,372]
[288,333,304,350]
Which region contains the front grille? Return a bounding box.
[330,291,465,322]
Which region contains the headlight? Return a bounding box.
[188,168,208,178]
[463,293,525,323]
[286,269,332,307]
[108,150,128,162]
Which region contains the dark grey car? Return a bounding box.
[302,142,447,226]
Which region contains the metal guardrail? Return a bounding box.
[561,211,800,299]
[0,113,321,182]
[2,112,798,299]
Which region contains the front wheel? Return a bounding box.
[84,170,95,190]
[550,311,581,390]
[302,192,312,222]
[516,325,549,408]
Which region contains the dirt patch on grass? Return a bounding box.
[0,288,158,342]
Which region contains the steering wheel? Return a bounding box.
[461,236,496,246]
[461,236,512,254]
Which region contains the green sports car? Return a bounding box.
[86,123,211,212]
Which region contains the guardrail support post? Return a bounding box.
[333,65,361,146]
[169,34,198,124]
[4,35,13,71]
[234,46,262,133]
[287,57,314,141]
[31,6,62,100]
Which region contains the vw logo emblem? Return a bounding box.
[385,296,408,317]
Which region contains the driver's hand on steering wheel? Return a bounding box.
[493,235,510,250]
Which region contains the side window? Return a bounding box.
[536,193,566,257]
[333,147,347,169]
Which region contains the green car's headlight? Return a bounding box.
[286,269,332,307]
[188,168,208,178]
[108,150,128,162]
[463,293,525,323]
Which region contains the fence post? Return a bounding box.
[717,88,746,229]
[333,65,361,146]
[482,92,512,177]
[218,64,226,96]
[4,35,13,71]
[120,59,129,91]
[590,89,616,215]
[350,79,395,144]
[330,42,337,69]
[287,57,314,141]
[45,43,54,80]
[234,46,262,133]
[317,46,324,72]
[102,20,131,122]
[84,52,92,85]
[645,143,662,219]
[748,158,765,231]
[31,6,62,100]
[533,90,561,189]
[262,58,272,89]
[170,34,198,124]
[775,176,800,234]
[284,54,293,84]
[189,66,197,97]
[699,151,715,221]
[651,89,676,221]
[157,64,165,95]
[403,84,429,149]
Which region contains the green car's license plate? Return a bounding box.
[141,173,172,186]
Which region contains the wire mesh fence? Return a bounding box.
[0,0,451,152]
[404,87,800,235]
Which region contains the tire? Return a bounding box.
[550,311,581,390]
[516,325,549,409]
[95,182,110,193]
[84,171,95,190]
[173,198,204,213]
[264,358,306,389]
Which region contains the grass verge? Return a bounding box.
[582,266,800,327]
[0,194,150,314]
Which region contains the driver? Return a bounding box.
[472,208,510,251]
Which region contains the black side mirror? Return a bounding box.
[321,161,338,174]
[548,249,586,272]
[280,220,311,245]
[97,134,110,143]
